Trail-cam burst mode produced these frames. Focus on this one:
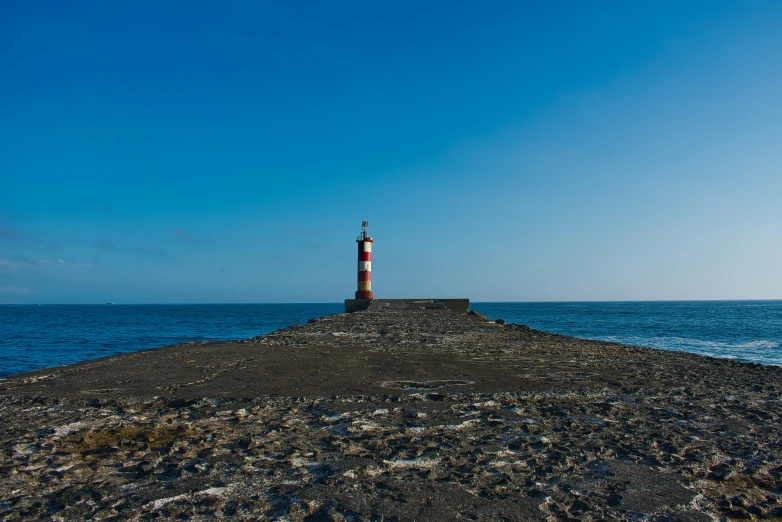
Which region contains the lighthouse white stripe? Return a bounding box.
[363,242,372,253]
[359,261,371,271]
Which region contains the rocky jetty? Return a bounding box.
[1,309,781,520]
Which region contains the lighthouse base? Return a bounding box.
[344,299,373,313]
[344,298,470,314]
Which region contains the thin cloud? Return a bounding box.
[36,258,94,269]
[0,255,37,271]
[173,228,205,245]
[82,198,114,212]
[138,247,167,258]
[0,256,93,272]
[0,225,30,247]
[0,285,37,295]
[94,238,118,251]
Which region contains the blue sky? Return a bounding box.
[1,1,781,303]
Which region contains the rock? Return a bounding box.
[0,309,780,520]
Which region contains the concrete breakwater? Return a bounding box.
[1,309,781,520]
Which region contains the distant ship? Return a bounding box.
[106,302,114,305]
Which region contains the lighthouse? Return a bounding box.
[355,221,374,300]
[344,222,470,313]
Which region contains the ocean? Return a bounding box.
[0,301,779,377]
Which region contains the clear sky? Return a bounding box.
[1,1,781,303]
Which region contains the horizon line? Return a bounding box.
[2,298,781,306]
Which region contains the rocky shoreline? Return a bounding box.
[1,309,781,520]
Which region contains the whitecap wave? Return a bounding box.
[597,335,781,366]
[734,340,781,349]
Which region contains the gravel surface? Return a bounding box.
[1,309,780,520]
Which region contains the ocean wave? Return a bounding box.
[604,335,779,350]
[598,335,781,366]
[734,340,781,350]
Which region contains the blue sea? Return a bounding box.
[0,301,780,377]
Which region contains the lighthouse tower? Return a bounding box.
[345,221,469,313]
[355,221,374,300]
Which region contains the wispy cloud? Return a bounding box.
[0,255,37,271]
[38,258,94,269]
[0,225,31,247]
[94,238,118,251]
[173,228,205,245]
[138,247,167,258]
[0,285,37,295]
[0,255,93,273]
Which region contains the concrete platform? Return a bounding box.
[345,298,470,314]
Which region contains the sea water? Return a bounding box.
[0,301,779,377]
[0,303,341,378]
[475,301,781,367]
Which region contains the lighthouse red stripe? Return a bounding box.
[360,252,371,261]
[358,271,371,281]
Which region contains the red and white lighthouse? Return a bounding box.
[355,221,374,300]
